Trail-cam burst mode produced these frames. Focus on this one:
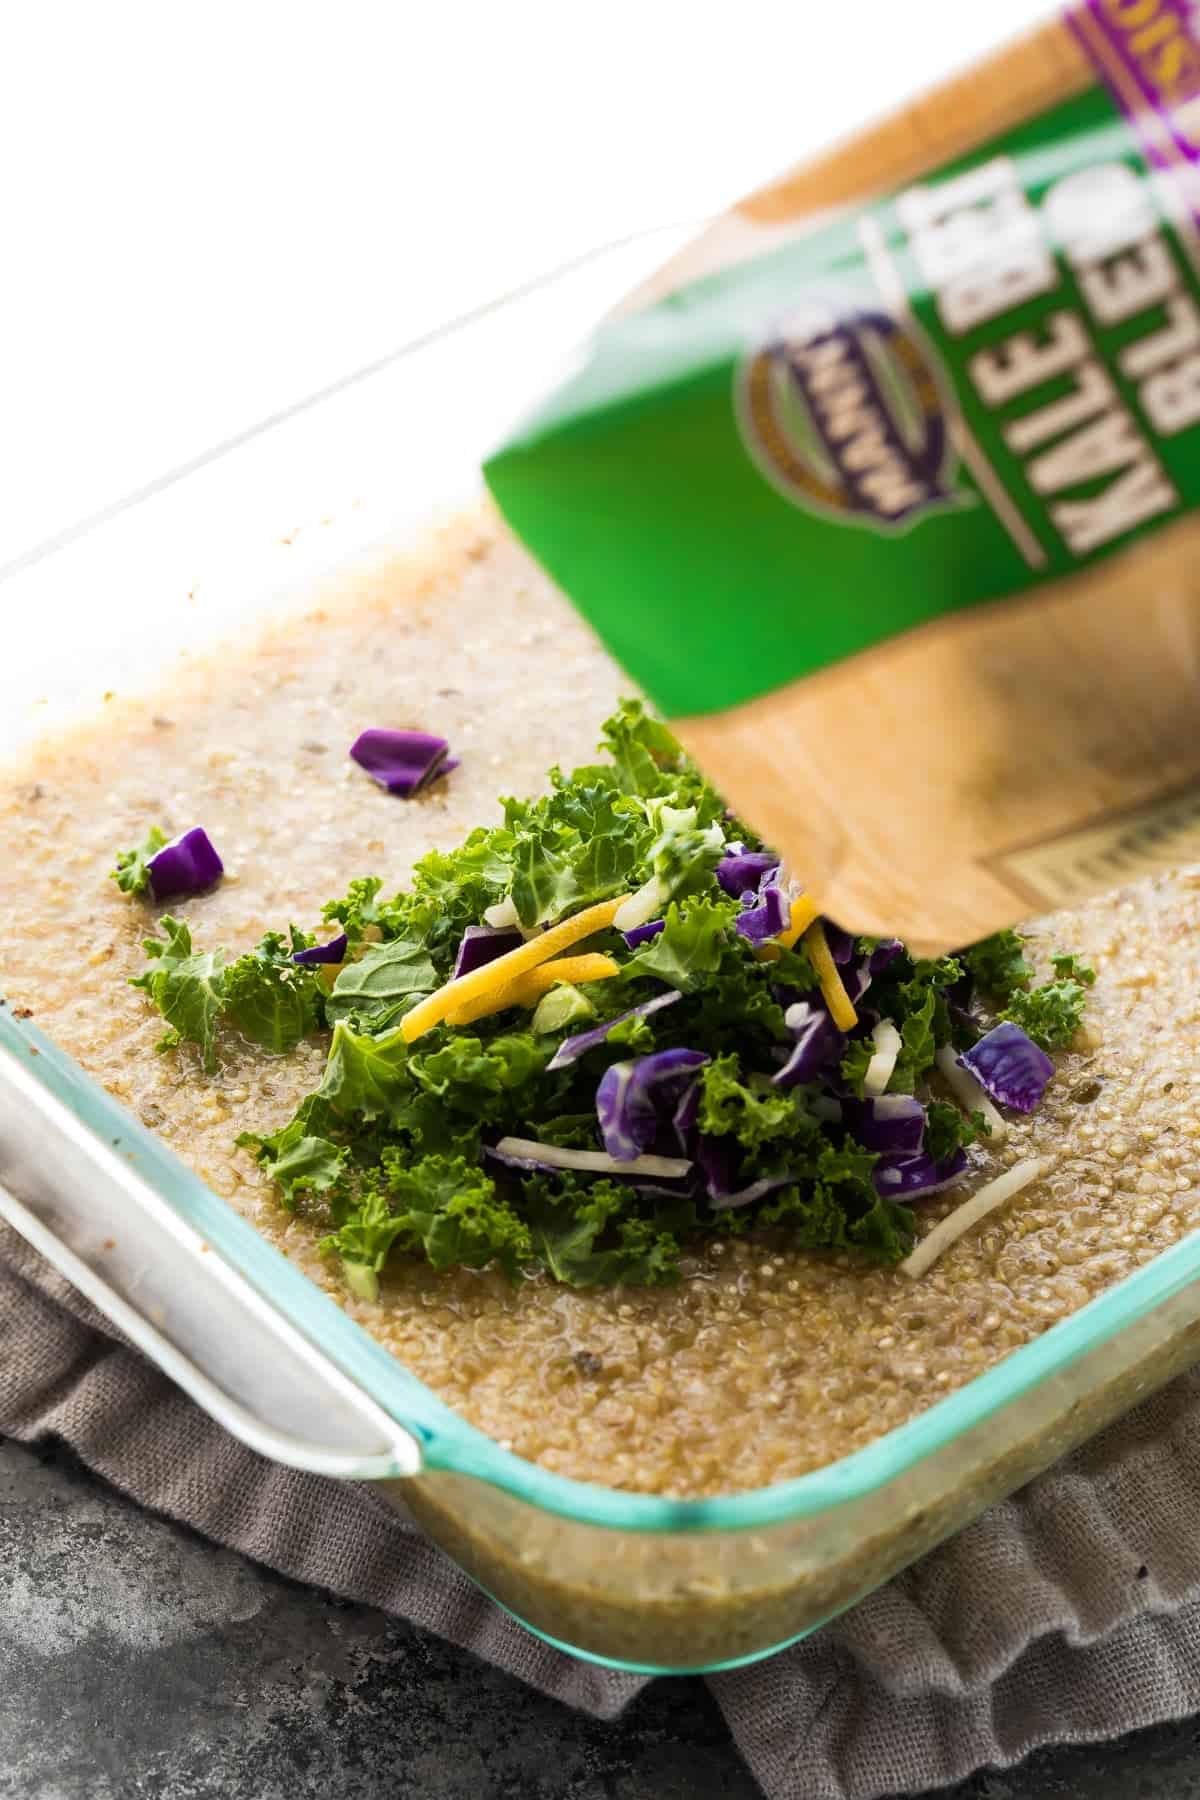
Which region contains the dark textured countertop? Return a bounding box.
[4,1437,1200,1800]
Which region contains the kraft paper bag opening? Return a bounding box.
[486,5,1200,955]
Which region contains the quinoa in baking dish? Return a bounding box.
[2,511,1198,1501]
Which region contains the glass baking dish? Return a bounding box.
[4,228,1200,1677]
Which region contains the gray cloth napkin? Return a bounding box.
[5,1221,1200,1800]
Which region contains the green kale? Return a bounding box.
[321,876,413,946]
[1051,951,1096,986]
[624,895,739,991]
[324,935,437,1030]
[1000,979,1089,1051]
[962,928,1031,1000]
[315,1020,414,1123]
[600,697,686,797]
[223,929,325,1054]
[237,1118,347,1203]
[406,1031,549,1117]
[522,1176,682,1287]
[126,698,1096,1292]
[132,918,324,1069]
[924,1098,987,1162]
[319,1185,413,1285]
[697,1054,805,1152]
[131,916,228,1070]
[112,825,167,897]
[839,1036,875,1099]
[758,1143,911,1263]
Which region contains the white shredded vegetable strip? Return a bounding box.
[613,875,669,933]
[480,897,547,941]
[494,1137,692,1179]
[935,1044,1006,1142]
[483,897,520,929]
[900,1157,1048,1279]
[862,1019,901,1098]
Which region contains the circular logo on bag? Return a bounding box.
[736,293,961,533]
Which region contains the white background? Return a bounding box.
[0,0,1052,573]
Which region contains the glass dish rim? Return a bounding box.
[4,228,1199,1539]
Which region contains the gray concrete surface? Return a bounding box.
[5,1437,1200,1800]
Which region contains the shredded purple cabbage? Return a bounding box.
[146,828,224,901]
[671,1079,701,1153]
[596,1049,709,1161]
[735,881,789,945]
[866,938,904,975]
[842,1094,926,1157]
[452,924,523,980]
[292,932,348,966]
[696,1136,793,1210]
[349,729,458,797]
[959,1021,1054,1113]
[824,923,856,964]
[622,918,665,949]
[545,990,682,1072]
[873,1147,968,1199]
[773,1000,846,1089]
[715,850,777,897]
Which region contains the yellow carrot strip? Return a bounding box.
[443,955,620,1027]
[754,892,821,962]
[805,919,859,1031]
[401,897,625,1042]
[513,953,620,997]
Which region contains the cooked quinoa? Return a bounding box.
[3,512,1198,1500]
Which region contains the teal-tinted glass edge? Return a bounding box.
[5,1003,1199,1536]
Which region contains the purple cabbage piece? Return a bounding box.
[823,923,856,965]
[545,990,683,1072]
[959,1021,1054,1113]
[716,850,777,897]
[292,931,348,966]
[452,924,523,980]
[622,918,665,949]
[709,1171,793,1211]
[873,1147,968,1200]
[596,1049,709,1161]
[866,938,903,975]
[735,882,789,945]
[697,1136,794,1210]
[842,963,875,1007]
[773,1000,846,1089]
[818,933,902,1008]
[843,1094,926,1156]
[349,728,458,796]
[671,1079,701,1153]
[146,827,224,901]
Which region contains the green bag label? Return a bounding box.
[485,79,1200,719]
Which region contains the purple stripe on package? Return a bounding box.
[1068,1,1200,178]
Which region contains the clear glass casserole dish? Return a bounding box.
[3,228,1200,1677]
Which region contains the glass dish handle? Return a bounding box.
[0,1038,420,1481]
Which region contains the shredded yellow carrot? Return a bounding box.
[805,918,859,1031]
[401,897,625,1042]
[443,954,620,1027]
[754,892,821,961]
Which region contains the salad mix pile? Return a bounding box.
[115,703,1093,1295]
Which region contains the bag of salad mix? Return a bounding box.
[487,5,1200,953]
